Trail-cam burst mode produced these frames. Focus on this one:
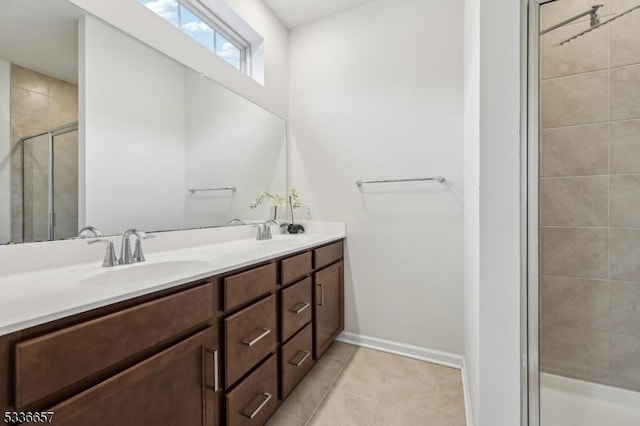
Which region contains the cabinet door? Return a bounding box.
[48,327,220,426]
[314,261,344,358]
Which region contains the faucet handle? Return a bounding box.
[253,223,265,240]
[263,220,278,240]
[87,239,119,267]
[133,232,155,263]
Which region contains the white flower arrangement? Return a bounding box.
[249,190,285,209]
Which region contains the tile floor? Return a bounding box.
[266,342,466,426]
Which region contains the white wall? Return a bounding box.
[81,16,187,235]
[184,70,286,226]
[69,0,289,119]
[463,0,480,421]
[0,59,10,243]
[462,0,524,425]
[289,0,464,354]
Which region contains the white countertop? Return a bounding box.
[0,227,344,337]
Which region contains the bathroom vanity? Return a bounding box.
[0,234,344,426]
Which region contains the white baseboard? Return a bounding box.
[336,331,463,369]
[461,359,474,426]
[336,331,473,426]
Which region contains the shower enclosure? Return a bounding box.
[17,123,78,242]
[527,0,640,424]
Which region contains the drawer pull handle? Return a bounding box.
[205,349,220,392]
[317,283,324,306]
[206,349,220,392]
[241,392,272,419]
[242,328,271,346]
[290,350,311,367]
[290,301,311,314]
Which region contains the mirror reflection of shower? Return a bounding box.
[19,124,78,242]
[9,65,78,243]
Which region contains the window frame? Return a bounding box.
[140,0,251,73]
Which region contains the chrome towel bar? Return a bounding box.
[355,176,445,187]
[188,187,237,194]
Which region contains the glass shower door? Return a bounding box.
[51,129,79,240]
[20,125,78,242]
[22,132,51,242]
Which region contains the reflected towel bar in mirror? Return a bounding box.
[188,187,237,194]
[355,176,445,187]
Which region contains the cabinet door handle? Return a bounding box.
[241,392,272,419]
[290,301,310,314]
[289,350,311,367]
[205,349,220,392]
[242,328,271,347]
[317,283,324,306]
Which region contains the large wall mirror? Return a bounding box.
[0,0,286,244]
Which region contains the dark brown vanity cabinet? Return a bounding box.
[0,238,344,426]
[313,241,344,359]
[2,281,221,426]
[49,327,220,426]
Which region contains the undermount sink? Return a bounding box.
[79,259,212,287]
[261,234,314,246]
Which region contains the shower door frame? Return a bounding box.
[522,1,556,426]
[20,123,79,242]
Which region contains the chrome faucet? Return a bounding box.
[87,229,155,267]
[120,229,155,265]
[254,220,279,241]
[77,226,102,238]
[87,239,119,267]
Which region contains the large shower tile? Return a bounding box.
[541,324,610,384]
[611,119,640,173]
[541,276,610,331]
[610,228,640,282]
[541,19,609,79]
[541,71,609,128]
[611,7,640,67]
[610,281,640,338]
[611,64,640,121]
[541,176,608,226]
[610,175,640,226]
[610,334,640,391]
[541,227,608,279]
[541,124,608,177]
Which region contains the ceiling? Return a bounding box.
[263,0,374,29]
[0,0,82,83]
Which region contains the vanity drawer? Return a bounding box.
[225,294,277,387]
[226,353,278,426]
[281,277,312,342]
[14,283,215,408]
[314,240,343,269]
[224,263,276,311]
[281,251,312,285]
[281,323,313,399]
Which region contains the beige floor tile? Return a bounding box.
[323,341,357,361]
[265,411,305,426]
[274,345,466,426]
[305,353,346,387]
[373,389,439,425]
[308,390,377,426]
[277,376,329,422]
[437,393,466,426]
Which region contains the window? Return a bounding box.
[138,0,248,71]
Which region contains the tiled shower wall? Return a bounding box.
[9,65,78,242]
[540,0,640,391]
